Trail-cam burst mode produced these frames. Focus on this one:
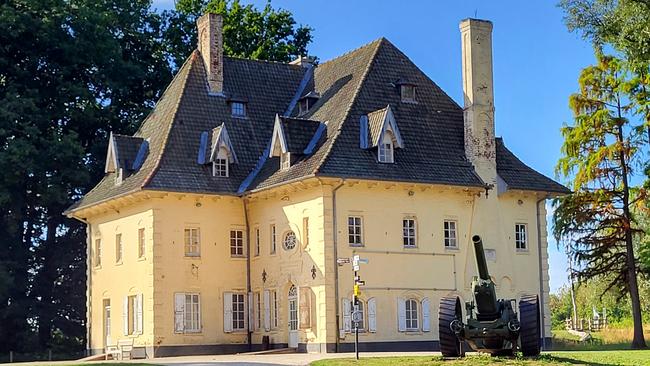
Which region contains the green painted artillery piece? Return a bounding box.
[438,235,541,357]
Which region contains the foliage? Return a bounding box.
[163,0,313,69]
[553,52,648,348]
[0,0,312,356]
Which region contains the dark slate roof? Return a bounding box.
[280,117,322,154]
[495,138,570,194]
[68,37,568,214]
[112,134,144,171]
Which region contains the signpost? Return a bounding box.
[351,255,367,360]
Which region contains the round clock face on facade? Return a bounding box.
[283,231,297,250]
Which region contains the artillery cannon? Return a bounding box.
[438,235,540,357]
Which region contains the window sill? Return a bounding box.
[137,256,146,262]
[184,255,201,259]
[230,255,247,260]
[515,249,530,255]
[403,245,418,250]
[179,331,203,335]
[94,265,102,270]
[349,244,364,248]
[115,261,123,266]
[444,246,459,251]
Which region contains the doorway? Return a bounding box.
[288,285,298,348]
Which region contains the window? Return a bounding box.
[348,216,363,246]
[354,300,366,331]
[255,292,262,330]
[403,218,416,247]
[271,290,279,328]
[212,158,228,177]
[184,228,200,257]
[299,99,310,115]
[184,293,201,332]
[270,224,276,254]
[115,233,123,263]
[281,152,291,170]
[94,239,101,267]
[303,217,310,247]
[126,295,137,334]
[405,299,419,331]
[138,228,145,259]
[232,293,246,331]
[283,231,297,250]
[231,102,246,117]
[515,223,528,250]
[444,220,458,248]
[378,140,394,163]
[230,230,244,257]
[254,228,260,257]
[401,84,416,102]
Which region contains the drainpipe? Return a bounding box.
[535,195,550,350]
[330,179,345,352]
[243,198,252,350]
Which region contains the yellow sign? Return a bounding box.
[354,284,360,297]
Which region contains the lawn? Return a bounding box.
[310,351,650,366]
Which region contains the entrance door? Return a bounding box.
[288,285,298,348]
[103,300,111,348]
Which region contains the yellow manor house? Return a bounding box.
[66,14,569,358]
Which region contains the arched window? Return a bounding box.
[378,130,394,163]
[405,298,419,330]
[355,300,366,331]
[283,231,297,250]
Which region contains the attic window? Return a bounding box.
[213,159,228,177]
[299,99,310,115]
[401,84,416,103]
[280,152,291,170]
[298,92,320,115]
[231,102,246,118]
[378,137,394,163]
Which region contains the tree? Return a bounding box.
[554,54,648,348]
[163,0,313,69]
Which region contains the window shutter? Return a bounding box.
[342,298,352,335]
[397,297,406,332]
[422,297,430,332]
[368,297,377,333]
[223,292,233,333]
[359,115,369,149]
[299,287,311,329]
[123,296,129,335]
[248,292,253,332]
[136,293,144,334]
[263,290,271,331]
[174,293,185,333]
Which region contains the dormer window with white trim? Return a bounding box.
[281,152,291,170]
[378,138,394,163]
[400,84,416,103]
[364,105,404,164]
[198,124,238,176]
[231,102,246,118]
[212,146,230,177]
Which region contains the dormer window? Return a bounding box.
[378,131,395,163]
[213,158,228,177]
[299,99,310,115]
[298,91,320,115]
[400,84,416,103]
[281,152,291,170]
[231,102,246,118]
[198,124,238,176]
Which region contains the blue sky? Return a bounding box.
[153,0,597,293]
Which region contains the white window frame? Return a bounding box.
[184,293,201,333]
[255,292,262,330]
[515,223,528,251]
[280,152,291,170]
[254,228,260,257]
[138,228,145,259]
[444,220,458,249]
[271,289,279,329]
[232,293,246,331]
[270,224,276,254]
[405,298,419,331]
[115,233,123,264]
[403,218,416,247]
[348,216,363,246]
[184,227,200,257]
[283,231,297,251]
[378,140,394,163]
[212,158,229,177]
[230,230,244,257]
[354,300,366,332]
[231,102,246,117]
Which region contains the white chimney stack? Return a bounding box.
[197,13,224,95]
[460,18,496,184]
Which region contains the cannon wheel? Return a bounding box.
[439,296,464,357]
[519,294,541,357]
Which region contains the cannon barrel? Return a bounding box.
[472,235,490,281]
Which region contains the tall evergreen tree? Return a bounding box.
[554,54,647,349]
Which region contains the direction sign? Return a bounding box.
[352,310,363,323]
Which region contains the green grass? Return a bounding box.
[311,351,650,366]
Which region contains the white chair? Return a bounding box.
[117,339,134,360]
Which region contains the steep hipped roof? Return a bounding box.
[68,37,567,214]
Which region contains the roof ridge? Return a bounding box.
[318,37,384,68]
[224,55,302,67]
[312,38,385,175]
[141,50,199,188]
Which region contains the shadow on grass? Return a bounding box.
[539,354,614,366]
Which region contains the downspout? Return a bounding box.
[243,198,252,350]
[330,179,345,352]
[535,195,550,350]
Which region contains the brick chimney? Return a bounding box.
[460,19,496,185]
[197,13,224,95]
